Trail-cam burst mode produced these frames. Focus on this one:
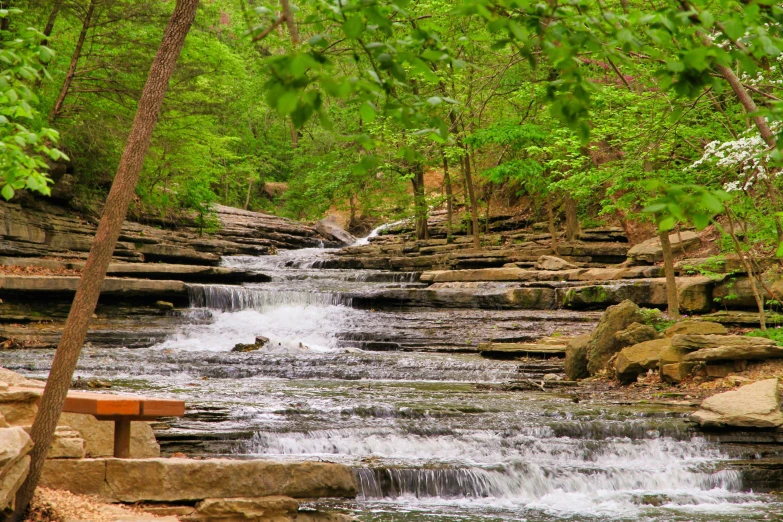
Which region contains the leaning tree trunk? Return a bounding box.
[49,0,96,121]
[412,165,428,240]
[659,230,680,320]
[724,205,767,330]
[12,1,199,518]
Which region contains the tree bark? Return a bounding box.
[659,230,680,320]
[244,178,253,210]
[0,1,10,33]
[12,1,198,518]
[463,152,480,248]
[41,0,63,46]
[565,195,580,242]
[50,0,97,121]
[411,165,428,240]
[442,150,453,239]
[546,195,559,255]
[725,205,767,330]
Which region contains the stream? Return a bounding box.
[4,246,783,520]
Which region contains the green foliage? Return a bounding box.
[746,328,783,346]
[0,9,66,200]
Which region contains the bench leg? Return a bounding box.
[114,419,131,458]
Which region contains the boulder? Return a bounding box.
[535,255,577,271]
[615,339,671,383]
[713,274,783,309]
[40,458,358,503]
[627,231,701,264]
[0,426,33,513]
[614,322,661,346]
[315,217,356,246]
[59,413,159,458]
[0,455,29,514]
[677,276,714,313]
[232,336,271,353]
[0,389,40,425]
[661,362,695,383]
[690,379,783,428]
[21,425,86,459]
[586,300,644,375]
[664,321,728,337]
[564,334,591,380]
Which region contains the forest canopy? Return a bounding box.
[2,0,783,253]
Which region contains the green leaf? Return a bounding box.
[342,17,364,39]
[276,91,298,116]
[359,102,376,123]
[658,216,676,232]
[1,185,14,201]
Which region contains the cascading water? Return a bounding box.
[4,245,783,521]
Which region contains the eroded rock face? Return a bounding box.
[664,321,728,337]
[535,255,577,271]
[586,300,644,375]
[627,231,701,265]
[691,379,783,429]
[614,322,660,346]
[40,458,358,503]
[0,426,33,513]
[615,338,671,383]
[316,217,356,247]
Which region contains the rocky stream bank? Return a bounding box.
[4,205,783,520]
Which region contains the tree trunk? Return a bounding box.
[411,165,428,240]
[565,196,580,242]
[244,178,253,210]
[463,152,480,248]
[725,205,767,330]
[12,1,198,518]
[289,119,298,148]
[659,230,680,320]
[41,0,63,45]
[442,150,453,238]
[280,0,299,43]
[50,0,96,121]
[547,195,559,255]
[0,1,10,32]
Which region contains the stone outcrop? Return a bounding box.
[671,334,780,363]
[615,338,671,383]
[691,379,783,429]
[0,426,33,514]
[564,334,591,380]
[614,322,660,346]
[664,321,728,337]
[535,255,577,271]
[713,275,783,309]
[0,200,339,266]
[316,217,356,246]
[40,458,358,503]
[479,337,569,358]
[585,300,645,375]
[627,231,701,264]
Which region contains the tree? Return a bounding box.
[11,0,198,517]
[0,8,66,199]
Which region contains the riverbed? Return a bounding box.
[4,248,783,521]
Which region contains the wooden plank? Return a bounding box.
[140,398,185,417]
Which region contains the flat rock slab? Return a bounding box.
[672,334,776,350]
[691,379,783,429]
[0,275,186,298]
[479,338,568,358]
[40,458,358,503]
[683,344,783,362]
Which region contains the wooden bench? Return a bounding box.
[14,387,185,458]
